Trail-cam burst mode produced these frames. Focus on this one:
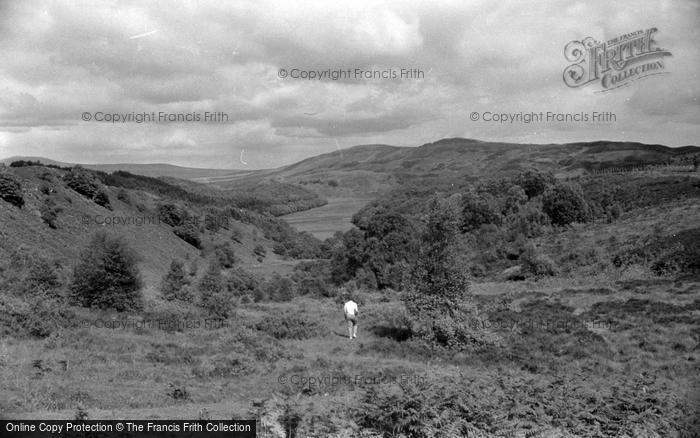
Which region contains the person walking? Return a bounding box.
[343,297,358,339]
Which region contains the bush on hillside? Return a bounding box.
[116,188,131,204]
[160,260,192,302]
[253,244,266,260]
[64,168,99,198]
[173,222,202,248]
[94,188,111,209]
[504,201,550,239]
[259,273,294,302]
[225,267,260,298]
[519,244,557,277]
[461,191,502,232]
[0,173,24,208]
[25,257,63,295]
[542,182,591,226]
[406,199,471,343]
[40,197,63,228]
[255,313,322,340]
[70,231,143,311]
[0,294,75,339]
[213,242,236,268]
[198,263,234,318]
[515,169,555,199]
[157,203,187,227]
[502,184,528,215]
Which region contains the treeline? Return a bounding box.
[223,180,327,216]
[0,163,325,259]
[325,169,634,285]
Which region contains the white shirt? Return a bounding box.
[343,300,358,316]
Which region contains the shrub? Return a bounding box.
[606,203,622,223]
[0,295,75,339]
[70,231,143,311]
[515,169,555,199]
[354,267,378,290]
[519,244,557,277]
[502,184,528,215]
[116,188,130,204]
[204,208,228,232]
[253,244,266,259]
[160,260,192,302]
[0,173,24,207]
[225,267,260,297]
[40,197,63,228]
[461,191,502,232]
[296,276,329,297]
[157,203,187,227]
[214,242,236,268]
[261,273,294,302]
[174,222,202,248]
[188,259,198,277]
[25,257,63,296]
[505,201,549,238]
[64,168,99,198]
[359,379,494,437]
[93,188,111,209]
[198,263,234,318]
[542,182,591,226]
[255,313,322,340]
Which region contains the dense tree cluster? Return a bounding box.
[329,209,419,289]
[70,231,143,311]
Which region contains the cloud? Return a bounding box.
[0,0,698,168]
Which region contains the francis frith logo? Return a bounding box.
[563,27,672,91]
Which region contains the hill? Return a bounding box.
[0,156,245,180]
[0,164,325,292]
[198,139,700,197]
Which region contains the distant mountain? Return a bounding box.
[0,156,244,180]
[4,139,698,199]
[198,139,700,199]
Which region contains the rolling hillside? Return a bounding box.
[196,139,700,196]
[4,139,697,239]
[0,164,325,292]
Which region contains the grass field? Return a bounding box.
[281,197,375,240]
[2,271,698,436]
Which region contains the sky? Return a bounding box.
[0,0,698,169]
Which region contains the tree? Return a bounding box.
[64,168,99,198]
[542,182,590,226]
[460,191,502,232]
[160,260,191,302]
[406,198,468,318]
[502,185,528,215]
[198,262,233,317]
[173,221,202,248]
[70,231,143,311]
[214,242,236,268]
[515,169,555,199]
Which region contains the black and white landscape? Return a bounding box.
[1,1,699,437]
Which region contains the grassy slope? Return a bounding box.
[2,188,698,436]
[0,166,298,291]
